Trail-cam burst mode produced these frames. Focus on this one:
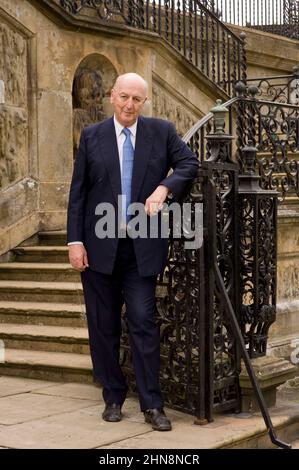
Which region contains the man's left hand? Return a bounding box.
[145,185,169,216]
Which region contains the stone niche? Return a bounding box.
[72,53,117,157]
[0,19,28,190]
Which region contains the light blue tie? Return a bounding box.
[121,128,134,225]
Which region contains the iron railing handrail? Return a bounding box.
[183,94,299,143]
[183,96,238,142]
[214,262,291,449]
[242,97,299,108]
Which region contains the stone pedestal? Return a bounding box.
[239,356,297,412]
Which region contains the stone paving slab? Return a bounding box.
[0,376,59,397]
[32,382,101,401]
[0,392,97,425]
[0,403,152,449]
[100,411,296,450]
[0,376,298,449]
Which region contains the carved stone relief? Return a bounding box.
[0,20,28,189]
[152,81,199,136]
[0,106,27,188]
[0,22,27,107]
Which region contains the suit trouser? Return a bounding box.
[80,237,164,411]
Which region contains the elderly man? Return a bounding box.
[67,73,198,431]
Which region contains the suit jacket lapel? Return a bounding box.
[131,117,153,202]
[97,117,121,205]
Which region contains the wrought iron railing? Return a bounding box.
[184,87,299,204]
[183,86,299,361]
[58,0,246,96]
[203,0,299,39]
[242,67,299,105]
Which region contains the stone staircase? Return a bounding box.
[0,231,93,383]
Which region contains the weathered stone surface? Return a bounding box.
[0,392,96,425]
[229,23,299,75]
[239,356,297,412]
[0,17,28,193]
[39,182,70,212]
[0,178,38,230]
[277,210,299,302]
[152,79,200,136]
[0,376,58,398]
[277,376,299,403]
[271,300,299,340]
[266,209,299,365]
[33,382,100,401]
[0,80,4,104]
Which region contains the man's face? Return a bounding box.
[110,78,147,127]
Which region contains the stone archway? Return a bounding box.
[72,54,117,157]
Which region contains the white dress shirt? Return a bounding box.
[68,116,137,245]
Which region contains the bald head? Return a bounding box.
[111,72,148,127]
[113,73,148,96]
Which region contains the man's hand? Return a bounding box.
[145,185,169,217]
[68,244,89,271]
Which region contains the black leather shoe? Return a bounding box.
[144,408,172,431]
[102,403,122,422]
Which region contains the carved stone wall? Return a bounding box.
[152,81,199,136]
[0,21,28,190]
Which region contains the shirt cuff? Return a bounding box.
[67,242,84,246]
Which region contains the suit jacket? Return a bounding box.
[67,116,199,276]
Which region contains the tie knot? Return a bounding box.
[122,128,131,137]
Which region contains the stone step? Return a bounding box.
[13,246,69,263]
[0,323,89,354]
[0,263,80,282]
[0,280,84,303]
[0,348,93,383]
[38,230,67,246]
[0,301,86,327]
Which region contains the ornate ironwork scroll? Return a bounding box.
[247,68,299,105]
[256,102,299,203]
[234,83,299,204]
[204,129,241,413]
[155,177,208,418]
[239,143,278,358]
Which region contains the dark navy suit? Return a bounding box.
[67,116,198,410]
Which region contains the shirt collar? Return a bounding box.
[113,115,138,138]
